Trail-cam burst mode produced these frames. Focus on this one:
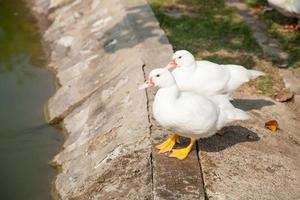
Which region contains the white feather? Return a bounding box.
[170,50,265,96]
[149,68,250,139]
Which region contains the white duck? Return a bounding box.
[268,0,300,19]
[166,50,265,96]
[139,68,250,160]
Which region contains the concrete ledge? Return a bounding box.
[30,0,173,198]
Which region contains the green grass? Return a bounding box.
[246,0,300,71]
[246,0,267,7]
[149,0,262,65]
[148,0,285,96]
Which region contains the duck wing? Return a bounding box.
[194,61,231,95]
[172,92,219,134]
[210,95,250,130]
[223,64,265,93]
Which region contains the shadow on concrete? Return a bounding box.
[100,5,169,53]
[100,1,258,71]
[199,126,260,152]
[231,98,274,111]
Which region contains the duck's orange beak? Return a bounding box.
[165,58,177,70]
[138,77,154,90]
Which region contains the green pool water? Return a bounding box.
[0,1,63,199]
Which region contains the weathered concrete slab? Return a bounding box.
[199,95,300,200]
[152,130,205,200]
[29,0,176,199]
[52,53,152,199]
[287,94,300,116]
[44,0,139,122]
[279,69,300,95]
[43,0,174,123]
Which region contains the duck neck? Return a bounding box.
[156,85,180,102]
[183,61,197,72]
[191,62,197,70]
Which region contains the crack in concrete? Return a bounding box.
[142,64,152,129]
[196,142,209,200]
[150,152,154,200]
[141,63,154,200]
[49,88,98,124]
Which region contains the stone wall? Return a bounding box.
[29,0,173,199]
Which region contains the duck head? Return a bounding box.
[139,68,176,89]
[166,50,196,70]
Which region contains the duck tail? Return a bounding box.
[212,95,250,122]
[213,96,250,130]
[249,70,266,79]
[229,108,250,121]
[211,94,232,106]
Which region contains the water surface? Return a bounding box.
[0,1,63,199]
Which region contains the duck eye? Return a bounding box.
[178,56,182,59]
[156,74,160,77]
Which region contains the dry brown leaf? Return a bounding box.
[265,120,279,132]
[275,90,294,102]
[251,5,264,14]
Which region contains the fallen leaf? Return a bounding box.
[275,90,294,102]
[265,120,279,132]
[251,5,264,14]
